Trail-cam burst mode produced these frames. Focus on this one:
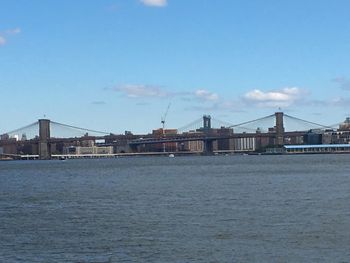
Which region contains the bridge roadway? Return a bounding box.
[0,131,307,147]
[127,131,307,145]
[1,131,307,159]
[0,135,121,146]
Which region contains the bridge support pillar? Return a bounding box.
[275,112,284,146]
[129,144,139,153]
[203,139,214,155]
[38,119,51,160]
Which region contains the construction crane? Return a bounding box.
[161,103,171,153]
[161,102,171,131]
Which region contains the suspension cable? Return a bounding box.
[4,121,39,135]
[228,114,275,128]
[211,118,235,127]
[177,117,203,132]
[51,121,110,135]
[284,114,334,130]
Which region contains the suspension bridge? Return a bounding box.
[0,112,344,159]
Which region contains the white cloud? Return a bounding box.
[0,27,21,46]
[0,36,6,46]
[194,89,219,102]
[244,87,303,108]
[140,0,167,7]
[185,101,244,113]
[114,84,170,98]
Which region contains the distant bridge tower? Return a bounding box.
[38,119,51,159]
[203,115,211,131]
[202,115,214,154]
[275,112,284,146]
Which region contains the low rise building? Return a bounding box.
[284,144,350,154]
[147,128,178,152]
[233,137,256,152]
[63,146,113,155]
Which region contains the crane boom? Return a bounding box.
[161,103,171,153]
[161,103,171,129]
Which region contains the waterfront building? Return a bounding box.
[63,146,113,155]
[303,131,323,145]
[322,130,350,144]
[149,128,178,152]
[339,117,350,131]
[284,144,350,154]
[186,140,204,152]
[180,130,204,152]
[216,127,234,151]
[0,134,9,140]
[233,137,256,152]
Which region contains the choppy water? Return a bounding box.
[0,155,350,262]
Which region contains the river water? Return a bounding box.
[0,155,349,262]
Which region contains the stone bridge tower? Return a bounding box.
[202,115,214,154]
[275,112,284,146]
[38,119,51,159]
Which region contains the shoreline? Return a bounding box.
[2,151,350,161]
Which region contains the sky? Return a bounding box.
[1,0,350,135]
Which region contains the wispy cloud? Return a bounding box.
[113,84,226,111]
[194,89,219,102]
[106,4,119,12]
[332,77,350,90]
[5,27,21,35]
[113,84,267,114]
[185,102,244,113]
[300,97,350,108]
[140,0,167,7]
[0,27,21,46]
[329,97,350,107]
[136,102,151,106]
[184,104,219,112]
[114,84,171,98]
[243,87,304,108]
[185,97,244,113]
[91,101,106,105]
[0,36,6,46]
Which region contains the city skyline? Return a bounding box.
[1,0,350,134]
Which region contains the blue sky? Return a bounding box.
[1,0,350,134]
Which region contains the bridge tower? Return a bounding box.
[38,119,51,159]
[275,112,284,146]
[202,115,214,154]
[203,115,211,131]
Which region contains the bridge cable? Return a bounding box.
[211,117,271,131]
[210,118,236,128]
[228,114,275,128]
[50,121,111,135]
[4,121,39,135]
[177,117,204,132]
[284,114,334,130]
